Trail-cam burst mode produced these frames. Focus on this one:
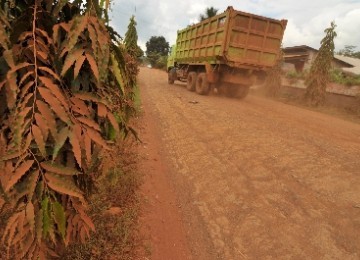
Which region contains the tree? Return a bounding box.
[145,36,169,56]
[199,7,219,21]
[305,21,337,106]
[337,45,360,59]
[0,0,136,258]
[124,15,143,58]
[145,36,169,67]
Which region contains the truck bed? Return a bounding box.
[174,6,287,70]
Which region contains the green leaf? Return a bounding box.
[41,197,51,237]
[52,201,66,239]
[111,54,125,94]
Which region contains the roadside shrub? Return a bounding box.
[330,69,360,86]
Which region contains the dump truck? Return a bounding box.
[167,6,287,98]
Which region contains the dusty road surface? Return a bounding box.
[137,67,360,260]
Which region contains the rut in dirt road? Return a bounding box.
[139,67,360,260]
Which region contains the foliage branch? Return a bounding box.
[0,0,135,258]
[305,21,337,106]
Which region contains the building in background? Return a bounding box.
[282,45,359,75]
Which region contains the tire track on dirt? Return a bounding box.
[139,68,360,260]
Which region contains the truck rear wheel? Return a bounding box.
[186,72,197,91]
[168,68,176,84]
[195,73,210,95]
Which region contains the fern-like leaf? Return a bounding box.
[52,201,66,239]
[36,100,57,138]
[69,125,82,168]
[38,87,70,124]
[53,127,69,160]
[41,161,81,176]
[61,48,84,76]
[26,201,35,234]
[85,52,99,81]
[84,126,110,150]
[34,113,49,141]
[76,116,101,131]
[45,173,83,199]
[32,125,47,157]
[73,54,86,79]
[39,76,68,108]
[5,160,34,192]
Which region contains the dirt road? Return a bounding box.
[137,67,360,260]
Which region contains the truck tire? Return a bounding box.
[168,68,176,84]
[195,72,210,95]
[186,72,197,91]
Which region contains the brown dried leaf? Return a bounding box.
[38,87,70,123]
[26,201,35,234]
[77,116,101,131]
[27,170,39,201]
[70,125,82,168]
[84,133,92,165]
[61,48,84,76]
[5,72,17,109]
[32,125,47,157]
[35,209,43,243]
[2,212,19,243]
[34,113,49,141]
[38,66,61,81]
[0,79,5,91]
[97,103,107,117]
[0,196,5,211]
[15,210,26,242]
[70,97,90,116]
[79,226,87,243]
[53,127,69,160]
[35,28,52,43]
[85,53,99,81]
[74,54,86,79]
[74,92,101,103]
[39,76,68,108]
[66,15,88,51]
[41,161,81,175]
[85,126,110,150]
[3,49,15,68]
[19,81,34,100]
[20,93,34,109]
[5,160,34,192]
[36,51,48,61]
[19,70,34,87]
[36,100,57,137]
[45,173,83,198]
[79,210,95,232]
[65,215,73,246]
[19,234,34,259]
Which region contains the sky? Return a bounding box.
[109,0,360,52]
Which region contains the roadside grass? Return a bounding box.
[61,137,141,260]
[133,84,142,114]
[61,85,143,259]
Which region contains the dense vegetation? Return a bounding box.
[0,0,138,258]
[305,22,337,106]
[145,36,169,69]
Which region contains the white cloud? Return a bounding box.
[110,0,360,52]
